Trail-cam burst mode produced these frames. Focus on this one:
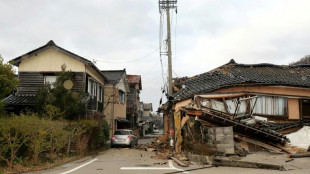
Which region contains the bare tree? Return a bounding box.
[290,55,310,65]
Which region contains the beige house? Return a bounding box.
[102,70,129,137]
[4,40,105,116]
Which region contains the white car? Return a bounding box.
[111,129,138,148]
[153,128,159,133]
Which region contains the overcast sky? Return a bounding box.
[1,0,310,111]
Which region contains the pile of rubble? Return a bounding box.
[153,103,310,170]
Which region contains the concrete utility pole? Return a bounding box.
[166,2,173,97]
[159,0,177,153]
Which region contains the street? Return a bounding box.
[29,132,310,174]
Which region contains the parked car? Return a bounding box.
[153,127,159,133]
[111,129,138,148]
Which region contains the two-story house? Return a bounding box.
[142,103,153,117]
[126,75,142,128]
[3,41,105,117]
[101,69,129,137]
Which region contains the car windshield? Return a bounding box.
[114,131,130,135]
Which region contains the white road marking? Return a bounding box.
[60,158,98,174]
[120,160,189,173]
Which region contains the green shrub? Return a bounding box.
[0,115,35,169]
[36,66,86,120]
[0,56,18,117]
[98,119,109,146]
[90,118,109,150]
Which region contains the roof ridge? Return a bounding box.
[173,60,310,101]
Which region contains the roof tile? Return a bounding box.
[173,60,310,101]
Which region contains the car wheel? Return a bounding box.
[111,144,115,148]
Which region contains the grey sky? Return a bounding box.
[1,0,310,110]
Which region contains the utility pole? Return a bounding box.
[166,2,173,97]
[159,0,177,153]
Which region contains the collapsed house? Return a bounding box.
[161,59,310,155]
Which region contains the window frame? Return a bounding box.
[119,90,125,104]
[44,75,57,88]
[251,96,288,117]
[98,85,103,102]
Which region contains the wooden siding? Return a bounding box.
[73,72,85,92]
[17,72,86,95]
[18,72,44,95]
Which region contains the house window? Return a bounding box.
[251,96,287,116]
[44,76,57,88]
[98,86,103,102]
[119,90,125,104]
[301,99,310,119]
[226,97,248,115]
[93,82,97,97]
[201,99,226,113]
[88,79,97,97]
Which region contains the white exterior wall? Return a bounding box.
[19,49,85,72]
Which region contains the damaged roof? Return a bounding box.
[101,69,126,83]
[174,59,310,101]
[127,75,142,90]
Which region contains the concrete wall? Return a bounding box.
[19,48,105,86]
[114,102,127,119]
[104,86,127,138]
[208,127,234,154]
[104,87,114,138]
[115,75,128,93]
[19,49,85,72]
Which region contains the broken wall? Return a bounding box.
[207,127,234,154]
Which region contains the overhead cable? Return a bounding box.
[95,48,159,64]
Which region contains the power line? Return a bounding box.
[95,48,159,64]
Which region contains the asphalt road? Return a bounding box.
[29,132,310,174]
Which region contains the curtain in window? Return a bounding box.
[226,98,247,115]
[210,100,226,112]
[251,96,286,116]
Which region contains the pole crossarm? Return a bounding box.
[159,0,177,10]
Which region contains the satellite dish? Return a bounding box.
[63,80,73,90]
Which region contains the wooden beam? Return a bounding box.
[186,110,202,116]
[234,135,282,153]
[170,157,189,167]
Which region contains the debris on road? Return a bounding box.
[289,152,310,158]
[170,156,188,167]
[213,158,286,171]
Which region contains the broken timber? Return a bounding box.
[170,156,189,167]
[234,135,282,153]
